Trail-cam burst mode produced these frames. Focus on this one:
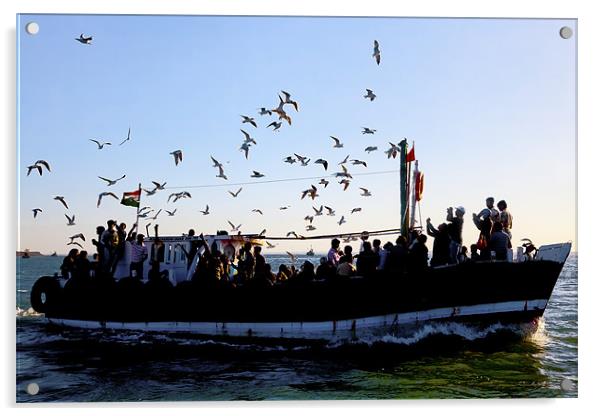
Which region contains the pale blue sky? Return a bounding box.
[17,15,576,254]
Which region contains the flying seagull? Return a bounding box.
[363,89,377,101]
[65,214,76,226]
[280,90,299,111]
[241,115,258,128]
[365,146,378,153]
[286,231,299,238]
[252,209,264,215]
[240,142,251,159]
[75,33,93,44]
[146,209,162,221]
[166,209,177,216]
[318,179,329,188]
[304,215,314,224]
[68,241,83,249]
[27,160,51,176]
[54,196,69,209]
[98,174,126,186]
[267,121,282,131]
[339,179,351,191]
[271,96,292,125]
[32,208,42,218]
[143,188,157,196]
[241,129,257,145]
[338,216,346,226]
[325,206,336,216]
[258,107,272,116]
[97,191,118,207]
[266,241,276,248]
[69,233,86,243]
[385,142,401,159]
[285,251,297,263]
[330,136,344,148]
[351,207,362,214]
[351,159,367,167]
[338,155,350,165]
[228,221,242,232]
[167,192,191,203]
[301,185,319,200]
[360,187,372,197]
[210,155,223,168]
[334,164,352,178]
[306,225,317,231]
[170,150,183,166]
[314,159,328,171]
[228,187,243,198]
[216,165,228,180]
[313,205,324,216]
[152,181,167,190]
[362,127,377,134]
[200,205,210,215]
[279,206,291,210]
[119,127,131,146]
[283,156,297,164]
[89,139,112,149]
[251,170,265,178]
[373,40,381,65]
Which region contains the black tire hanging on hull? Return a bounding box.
[30,276,61,314]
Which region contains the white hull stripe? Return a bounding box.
[47,299,548,341]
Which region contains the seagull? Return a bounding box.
[147,209,162,220]
[373,40,381,65]
[301,185,319,200]
[216,165,228,180]
[318,179,329,188]
[266,241,276,248]
[137,210,152,218]
[241,130,257,145]
[335,165,353,178]
[285,251,297,263]
[330,136,344,148]
[143,188,157,196]
[54,196,69,209]
[314,159,328,171]
[166,209,177,216]
[283,156,297,164]
[241,115,258,128]
[228,187,242,198]
[69,233,86,243]
[228,221,242,232]
[252,209,263,215]
[271,96,292,125]
[339,179,351,191]
[98,174,126,186]
[313,205,324,216]
[75,33,93,44]
[250,170,265,178]
[351,159,367,167]
[97,191,118,207]
[280,90,299,111]
[360,187,372,197]
[259,229,267,236]
[240,142,251,159]
[294,153,310,165]
[325,206,336,216]
[32,208,42,218]
[286,231,299,238]
[365,146,378,153]
[68,241,84,249]
[27,160,51,176]
[152,181,167,191]
[362,127,377,134]
[351,207,362,214]
[338,155,350,165]
[338,216,346,226]
[279,206,291,210]
[306,225,317,231]
[65,214,76,226]
[89,139,112,149]
[363,89,377,101]
[119,127,131,146]
[304,215,314,223]
[385,142,401,159]
[200,205,210,215]
[170,150,183,166]
[167,191,191,203]
[258,107,272,116]
[267,121,282,131]
[210,155,223,168]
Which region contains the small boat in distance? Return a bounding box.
[22,249,30,259]
[306,246,315,256]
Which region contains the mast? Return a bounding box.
[134,182,142,234]
[399,139,409,239]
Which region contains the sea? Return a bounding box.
[16,254,578,402]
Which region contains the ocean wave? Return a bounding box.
[16,307,43,318]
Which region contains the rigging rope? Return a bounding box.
[258,227,402,241]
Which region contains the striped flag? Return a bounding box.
[120,189,141,208]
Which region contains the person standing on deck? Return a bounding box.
[327,238,341,267]
[426,218,450,267]
[130,234,148,279]
[447,206,465,265]
[497,200,513,241]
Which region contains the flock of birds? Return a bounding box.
[26,34,407,252]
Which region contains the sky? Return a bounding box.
[16,14,576,255]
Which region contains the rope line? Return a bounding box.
[163,170,398,190]
[256,227,402,241]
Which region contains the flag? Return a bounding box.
[406,145,416,162]
[415,171,424,201]
[121,189,141,208]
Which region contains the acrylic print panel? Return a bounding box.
[16,14,577,402]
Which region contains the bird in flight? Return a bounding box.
[75,33,93,44]
[98,175,126,186]
[267,121,282,131]
[318,179,329,188]
[89,139,112,149]
[266,241,276,248]
[306,224,317,231]
[339,179,351,191]
[216,165,228,180]
[294,153,310,166]
[301,185,319,200]
[97,192,118,207]
[54,196,69,209]
[338,216,346,226]
[32,208,42,218]
[271,96,292,125]
[228,221,242,232]
[314,159,328,171]
[65,214,76,226]
[170,150,183,166]
[385,142,401,159]
[362,127,376,134]
[27,160,51,176]
[351,159,367,167]
[285,251,297,263]
[351,207,362,214]
[167,192,191,203]
[313,205,324,216]
[325,206,336,216]
[365,146,378,153]
[330,136,344,148]
[258,108,272,116]
[143,188,157,196]
[152,181,167,191]
[241,129,257,145]
[334,164,352,179]
[240,142,252,159]
[69,233,86,243]
[241,115,258,128]
[210,155,223,168]
[280,90,299,112]
[363,89,377,101]
[251,170,265,178]
[279,206,291,210]
[252,209,263,215]
[68,241,84,249]
[200,205,210,215]
[360,187,372,197]
[286,231,298,238]
[283,156,297,164]
[166,209,177,216]
[228,187,243,198]
[147,209,162,221]
[119,127,131,146]
[373,40,381,65]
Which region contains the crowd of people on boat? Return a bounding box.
[58,196,519,286]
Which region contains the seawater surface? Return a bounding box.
[16,254,578,402]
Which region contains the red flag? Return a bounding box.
[406,146,416,162]
[121,189,141,208]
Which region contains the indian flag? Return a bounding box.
[120,189,141,208]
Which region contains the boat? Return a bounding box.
[22,249,30,259]
[306,246,315,256]
[29,140,572,344]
